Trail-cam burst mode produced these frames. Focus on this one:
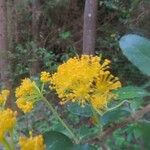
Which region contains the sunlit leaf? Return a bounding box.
[119,34,150,76]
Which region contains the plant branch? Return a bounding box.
[41,95,80,144]
[84,104,150,143]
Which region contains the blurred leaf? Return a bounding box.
[115,137,125,146]
[77,125,101,140]
[133,127,142,139]
[119,34,150,76]
[67,103,93,117]
[59,31,71,40]
[50,120,71,138]
[71,144,96,150]
[33,120,51,133]
[114,86,150,100]
[137,121,150,149]
[101,107,130,126]
[43,131,96,150]
[130,98,143,112]
[43,131,72,150]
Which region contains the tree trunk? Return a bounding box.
[30,0,41,76]
[83,0,98,55]
[0,0,13,107]
[14,0,20,43]
[0,0,9,87]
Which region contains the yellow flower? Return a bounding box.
[19,134,45,150]
[91,71,121,109]
[0,109,17,142]
[15,78,36,98]
[50,55,121,110]
[40,71,51,83]
[15,78,39,113]
[16,98,34,113]
[0,90,10,105]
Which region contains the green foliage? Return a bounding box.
[43,131,72,150]
[59,31,71,40]
[114,86,150,100]
[137,121,150,149]
[101,107,130,126]
[107,122,150,150]
[44,0,69,8]
[4,0,150,149]
[43,131,96,150]
[99,0,140,23]
[67,103,93,117]
[119,34,150,76]
[77,125,101,141]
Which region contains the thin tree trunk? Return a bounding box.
[7,0,15,54]
[30,0,41,76]
[14,0,20,43]
[0,0,13,107]
[0,0,9,86]
[83,0,98,55]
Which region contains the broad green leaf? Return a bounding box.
[71,144,96,150]
[49,120,71,138]
[77,125,101,140]
[67,103,93,117]
[43,131,97,150]
[119,34,150,76]
[114,86,149,100]
[43,131,73,150]
[100,107,130,126]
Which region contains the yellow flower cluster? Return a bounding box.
[19,134,45,150]
[50,55,121,110]
[0,109,17,141]
[15,78,39,113]
[40,71,51,83]
[0,90,10,105]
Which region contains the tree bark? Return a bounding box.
[83,0,98,55]
[30,0,41,76]
[0,0,13,107]
[0,0,9,87]
[13,0,20,43]
[7,0,16,56]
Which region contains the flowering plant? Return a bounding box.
[0,55,149,150]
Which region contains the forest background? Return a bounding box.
[0,0,150,150]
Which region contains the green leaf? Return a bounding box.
[119,34,150,76]
[67,103,93,117]
[137,121,150,149]
[130,98,143,112]
[77,125,101,140]
[71,144,96,150]
[49,120,71,138]
[43,131,73,150]
[59,31,71,40]
[114,86,149,100]
[115,137,125,146]
[43,131,97,150]
[101,107,130,125]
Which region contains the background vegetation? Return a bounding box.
[0,0,150,150]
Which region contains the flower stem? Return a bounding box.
[41,95,80,144]
[103,100,130,115]
[2,137,12,150]
[41,83,44,93]
[9,130,15,150]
